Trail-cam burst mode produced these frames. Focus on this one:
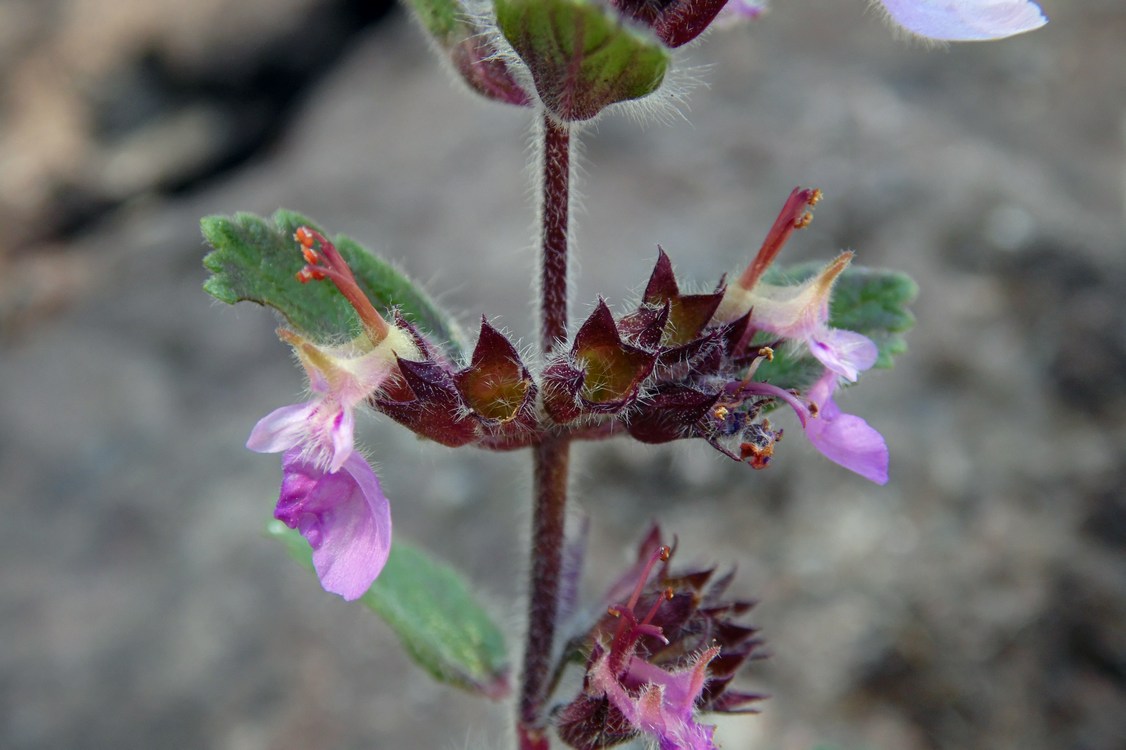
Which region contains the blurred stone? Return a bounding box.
[0,0,394,252]
[1,3,1124,750]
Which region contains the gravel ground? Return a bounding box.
[1,2,1124,749]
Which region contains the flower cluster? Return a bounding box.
[555,528,762,750]
[247,185,893,599]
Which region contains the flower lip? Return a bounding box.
[877,0,1048,42]
[275,449,392,600]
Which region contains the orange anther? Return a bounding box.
[808,188,823,206]
[740,441,774,469]
[794,212,813,229]
[294,226,316,248]
[658,545,671,562]
[296,267,325,283]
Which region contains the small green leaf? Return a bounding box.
[753,264,917,389]
[402,0,463,42]
[202,210,466,359]
[268,521,510,698]
[829,266,918,370]
[495,0,669,121]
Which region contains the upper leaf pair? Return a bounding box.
[406,0,1048,124]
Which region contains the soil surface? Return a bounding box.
[1,2,1124,749]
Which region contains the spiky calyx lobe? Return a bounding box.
[555,528,764,750]
[542,300,658,423]
[611,0,732,48]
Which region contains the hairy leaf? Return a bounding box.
[202,210,466,359]
[269,521,510,698]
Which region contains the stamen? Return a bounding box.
[626,544,671,613]
[740,346,774,384]
[293,226,391,345]
[609,543,673,659]
[740,440,774,469]
[640,587,675,628]
[737,187,822,291]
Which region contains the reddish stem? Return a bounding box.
[539,116,571,353]
[517,112,575,749]
[518,434,571,746]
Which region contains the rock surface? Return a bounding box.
[1,2,1124,749]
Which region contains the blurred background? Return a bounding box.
[1,1,1123,748]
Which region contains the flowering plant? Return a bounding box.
[202,1,1045,747]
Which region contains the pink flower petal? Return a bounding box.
[879,0,1047,41]
[717,0,767,23]
[327,406,355,472]
[275,449,392,600]
[810,328,879,382]
[246,402,315,454]
[591,647,720,750]
[805,373,889,484]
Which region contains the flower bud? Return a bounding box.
[495,0,670,122]
[404,0,532,107]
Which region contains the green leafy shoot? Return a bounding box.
[268,521,510,699]
[202,210,467,360]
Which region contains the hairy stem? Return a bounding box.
[517,113,574,749]
[518,434,572,748]
[539,115,571,353]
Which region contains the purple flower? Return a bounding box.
[750,370,889,483]
[246,328,413,599]
[577,543,724,750]
[247,227,421,600]
[717,0,767,24]
[803,370,889,484]
[718,249,879,382]
[877,0,1047,41]
[589,645,721,750]
[273,449,392,600]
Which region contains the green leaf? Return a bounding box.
[402,0,463,42]
[268,521,510,698]
[202,210,467,360]
[752,264,917,389]
[495,0,669,121]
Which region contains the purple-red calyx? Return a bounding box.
[610,0,732,48]
[584,545,721,750]
[557,532,763,749]
[246,227,421,600]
